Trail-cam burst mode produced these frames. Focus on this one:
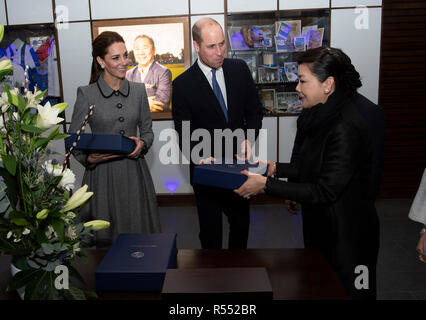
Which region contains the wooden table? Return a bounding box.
[0,248,348,300]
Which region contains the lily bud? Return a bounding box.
[52,102,68,114]
[0,25,4,42]
[36,209,49,220]
[83,220,110,231]
[60,184,93,213]
[0,59,12,73]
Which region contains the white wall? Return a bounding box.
[90,0,189,20]
[57,22,93,121]
[55,0,91,22]
[6,0,53,25]
[278,117,297,163]
[280,0,329,10]
[332,0,382,7]
[331,7,382,103]
[227,0,277,13]
[190,0,224,14]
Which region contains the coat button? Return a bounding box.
[120,130,125,135]
[119,117,124,122]
[117,103,122,109]
[114,91,120,96]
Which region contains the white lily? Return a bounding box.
[25,89,44,109]
[60,184,93,213]
[43,160,75,190]
[59,168,76,191]
[22,228,30,235]
[36,102,64,130]
[0,92,9,112]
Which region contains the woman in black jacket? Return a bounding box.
[235,47,380,300]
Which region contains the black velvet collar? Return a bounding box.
[96,73,130,98]
[296,90,346,139]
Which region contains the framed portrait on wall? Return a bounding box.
[92,17,190,117]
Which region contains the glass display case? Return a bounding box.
[227,10,330,115]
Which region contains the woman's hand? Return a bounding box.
[417,230,426,263]
[234,170,267,199]
[127,136,145,158]
[88,153,122,164]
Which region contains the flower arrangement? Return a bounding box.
[0,25,109,299]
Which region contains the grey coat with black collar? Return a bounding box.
[69,74,161,246]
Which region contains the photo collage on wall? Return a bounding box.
[228,16,327,114]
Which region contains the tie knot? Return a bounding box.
[211,68,216,75]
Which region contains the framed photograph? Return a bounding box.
[92,17,190,116]
[307,28,324,49]
[260,89,276,110]
[276,92,302,112]
[258,67,280,83]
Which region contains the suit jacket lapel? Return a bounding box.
[192,61,228,123]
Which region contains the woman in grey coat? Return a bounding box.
[69,31,161,247]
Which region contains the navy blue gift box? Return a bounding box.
[193,160,269,190]
[65,133,135,154]
[95,233,177,291]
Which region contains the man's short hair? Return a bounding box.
[192,18,222,45]
[134,34,155,49]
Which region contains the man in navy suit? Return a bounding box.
[172,18,263,249]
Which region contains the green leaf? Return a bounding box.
[68,264,86,286]
[4,86,19,107]
[8,268,41,291]
[47,126,60,139]
[41,242,54,255]
[52,133,70,141]
[0,167,18,209]
[34,90,47,101]
[21,124,43,134]
[33,138,51,149]
[17,94,28,112]
[0,68,12,81]
[52,219,65,242]
[11,217,29,226]
[64,285,86,300]
[2,154,16,176]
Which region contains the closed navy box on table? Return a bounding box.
[95,233,177,291]
[193,159,269,190]
[65,133,135,154]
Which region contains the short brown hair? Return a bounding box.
[192,18,222,45]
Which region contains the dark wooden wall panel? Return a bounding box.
[379,0,426,198]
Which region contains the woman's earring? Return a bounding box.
[101,65,105,69]
[325,88,329,93]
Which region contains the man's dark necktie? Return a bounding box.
[211,68,228,122]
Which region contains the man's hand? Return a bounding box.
[235,139,252,161]
[199,157,216,165]
[148,96,164,112]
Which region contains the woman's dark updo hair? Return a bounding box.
[297,46,362,97]
[90,31,125,84]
